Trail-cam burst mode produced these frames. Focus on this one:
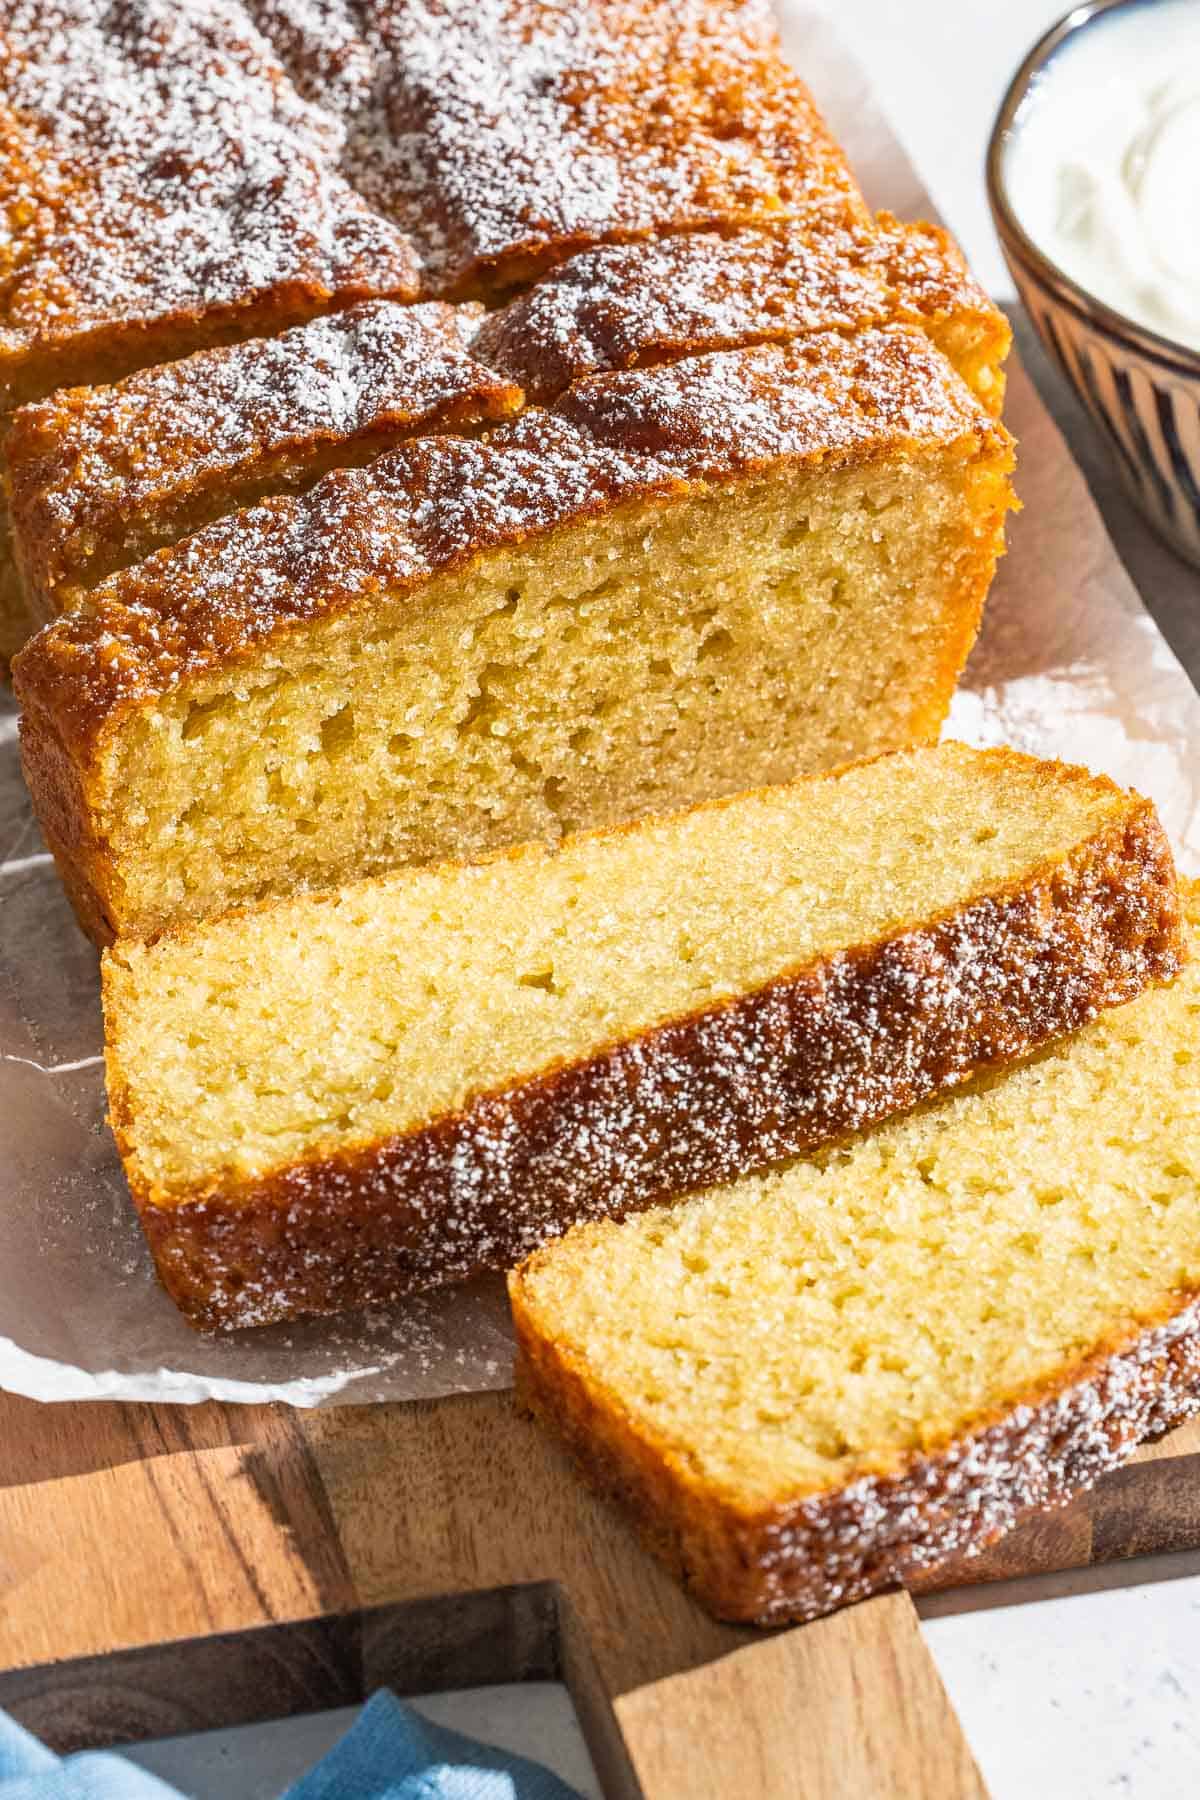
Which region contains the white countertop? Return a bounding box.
[126,5,1200,1795]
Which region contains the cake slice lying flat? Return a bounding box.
[511,884,1200,1626]
[15,330,1014,944]
[5,302,522,626]
[100,745,1182,1330]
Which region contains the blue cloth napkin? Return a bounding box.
[0,1692,583,1800]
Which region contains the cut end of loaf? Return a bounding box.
[15,333,1014,944]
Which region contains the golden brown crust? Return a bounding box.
[866,215,996,322]
[12,330,1010,767]
[474,214,1009,410]
[109,799,1183,1329]
[4,301,523,623]
[0,474,25,669]
[511,1276,1200,1624]
[860,213,1012,412]
[0,7,424,410]
[247,0,872,297]
[0,0,420,409]
[10,704,121,945]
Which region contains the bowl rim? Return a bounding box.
[986,0,1200,378]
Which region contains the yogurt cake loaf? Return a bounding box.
[15,332,1016,943]
[511,883,1200,1626]
[2,0,1013,782]
[99,745,1183,1330]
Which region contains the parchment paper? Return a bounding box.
[2,10,1198,1406]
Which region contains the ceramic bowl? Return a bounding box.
[988,0,1200,568]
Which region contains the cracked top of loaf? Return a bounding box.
[5,300,523,617]
[246,0,871,296]
[12,329,1010,754]
[0,0,421,406]
[0,0,871,406]
[474,213,1004,401]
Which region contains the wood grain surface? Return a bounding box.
[0,1388,1197,1797]
[302,1394,988,1794]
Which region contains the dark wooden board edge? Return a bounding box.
[8,1446,1200,1765]
[0,1390,1195,1800]
[0,1588,558,1755]
[0,1585,647,1799]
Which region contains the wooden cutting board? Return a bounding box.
[0,1388,1197,1797]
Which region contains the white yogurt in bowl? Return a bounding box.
[1005,0,1200,351]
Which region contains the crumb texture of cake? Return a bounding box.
[4,301,523,622]
[99,745,1182,1329]
[14,333,1015,942]
[511,884,1200,1626]
[0,0,420,407]
[474,214,1009,413]
[246,0,872,296]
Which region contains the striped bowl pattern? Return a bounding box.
[987,0,1200,570]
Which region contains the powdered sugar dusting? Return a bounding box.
[247,0,869,293]
[0,0,419,394]
[545,325,991,460]
[7,300,521,604]
[474,216,992,399]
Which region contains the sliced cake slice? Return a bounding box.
[474,213,1010,414]
[15,330,1015,944]
[511,883,1200,1627]
[100,744,1182,1330]
[4,301,522,626]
